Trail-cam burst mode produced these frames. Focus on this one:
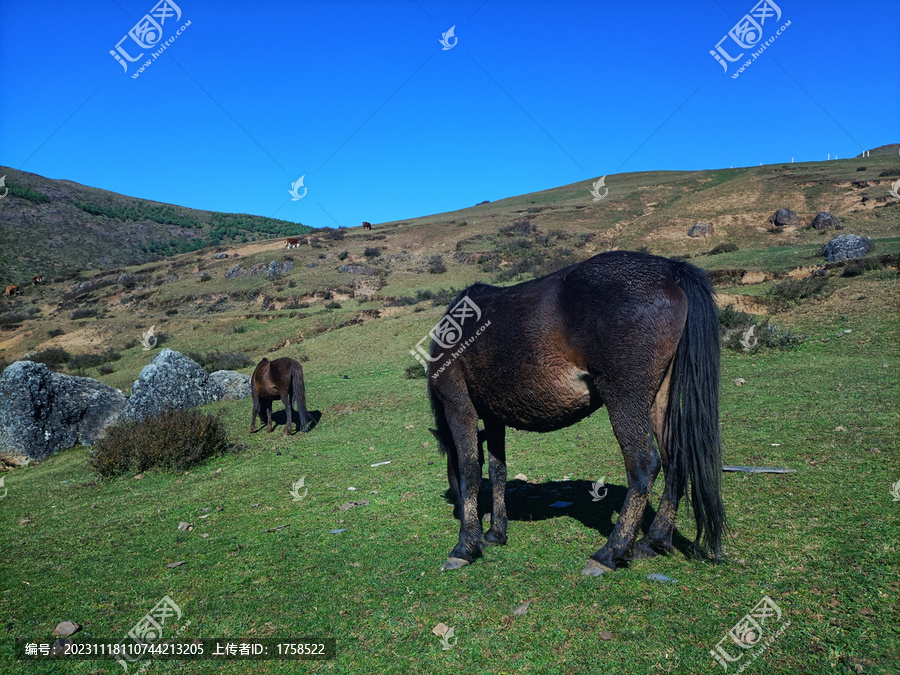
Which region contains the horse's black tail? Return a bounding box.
[666,262,726,560]
[293,366,310,432]
[429,383,463,511]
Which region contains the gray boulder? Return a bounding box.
[811,211,839,230]
[0,361,126,463]
[121,349,225,424]
[212,252,229,259]
[209,370,251,400]
[770,208,800,228]
[688,222,713,237]
[824,235,871,262]
[267,261,294,278]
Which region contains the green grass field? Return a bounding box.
[1,262,898,674]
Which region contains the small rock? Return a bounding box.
[329,528,348,534]
[811,211,839,230]
[134,473,144,480]
[19,518,31,526]
[598,631,615,640]
[201,533,210,539]
[177,522,192,531]
[834,425,848,432]
[688,222,713,237]
[514,473,528,481]
[337,500,369,511]
[733,378,746,386]
[166,561,187,568]
[53,621,81,637]
[348,487,358,491]
[432,622,450,637]
[512,601,532,616]
[770,208,800,228]
[824,234,870,262]
[647,573,677,583]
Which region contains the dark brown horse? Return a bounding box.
[250,357,310,436]
[427,251,725,575]
[362,221,372,230]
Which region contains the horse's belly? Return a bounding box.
[478,365,599,432]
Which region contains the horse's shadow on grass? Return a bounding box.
[265,409,323,433]
[445,478,694,564]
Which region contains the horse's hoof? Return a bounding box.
[580,559,615,576]
[630,538,660,560]
[440,557,470,572]
[484,531,507,546]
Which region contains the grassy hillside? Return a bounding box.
[0,166,311,285]
[0,150,898,673]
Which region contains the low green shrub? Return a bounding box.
[90,409,232,477]
[186,350,253,372]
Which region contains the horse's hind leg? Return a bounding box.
[634,371,680,558]
[281,391,293,436]
[583,397,661,576]
[483,418,508,546]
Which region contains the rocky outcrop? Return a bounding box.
[0,361,126,463]
[811,211,839,230]
[769,208,800,228]
[120,349,225,424]
[824,235,871,262]
[209,370,251,400]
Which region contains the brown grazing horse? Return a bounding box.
[250,357,310,436]
[4,285,19,297]
[362,221,372,230]
[32,275,44,285]
[427,251,725,575]
[285,237,301,249]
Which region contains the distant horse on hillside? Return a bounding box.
[4,285,19,297]
[285,237,301,249]
[32,275,44,285]
[427,251,725,575]
[250,357,310,436]
[362,221,372,230]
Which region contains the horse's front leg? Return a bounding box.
[483,419,508,546]
[439,399,483,571]
[582,402,660,576]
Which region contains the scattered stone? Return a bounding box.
[329,529,348,534]
[511,601,532,617]
[811,211,839,230]
[225,265,245,279]
[201,533,210,539]
[19,518,31,526]
[770,208,800,228]
[166,561,187,568]
[134,473,144,480]
[688,222,713,237]
[120,349,225,424]
[824,234,871,262]
[647,573,677,583]
[514,473,528,481]
[0,361,127,463]
[208,370,251,400]
[432,623,451,637]
[733,378,746,386]
[212,252,228,259]
[177,522,192,531]
[337,500,369,511]
[53,621,81,637]
[834,425,848,432]
[266,261,293,279]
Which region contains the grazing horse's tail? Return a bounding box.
[293,364,310,432]
[666,262,726,560]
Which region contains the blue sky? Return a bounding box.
[1,0,898,229]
